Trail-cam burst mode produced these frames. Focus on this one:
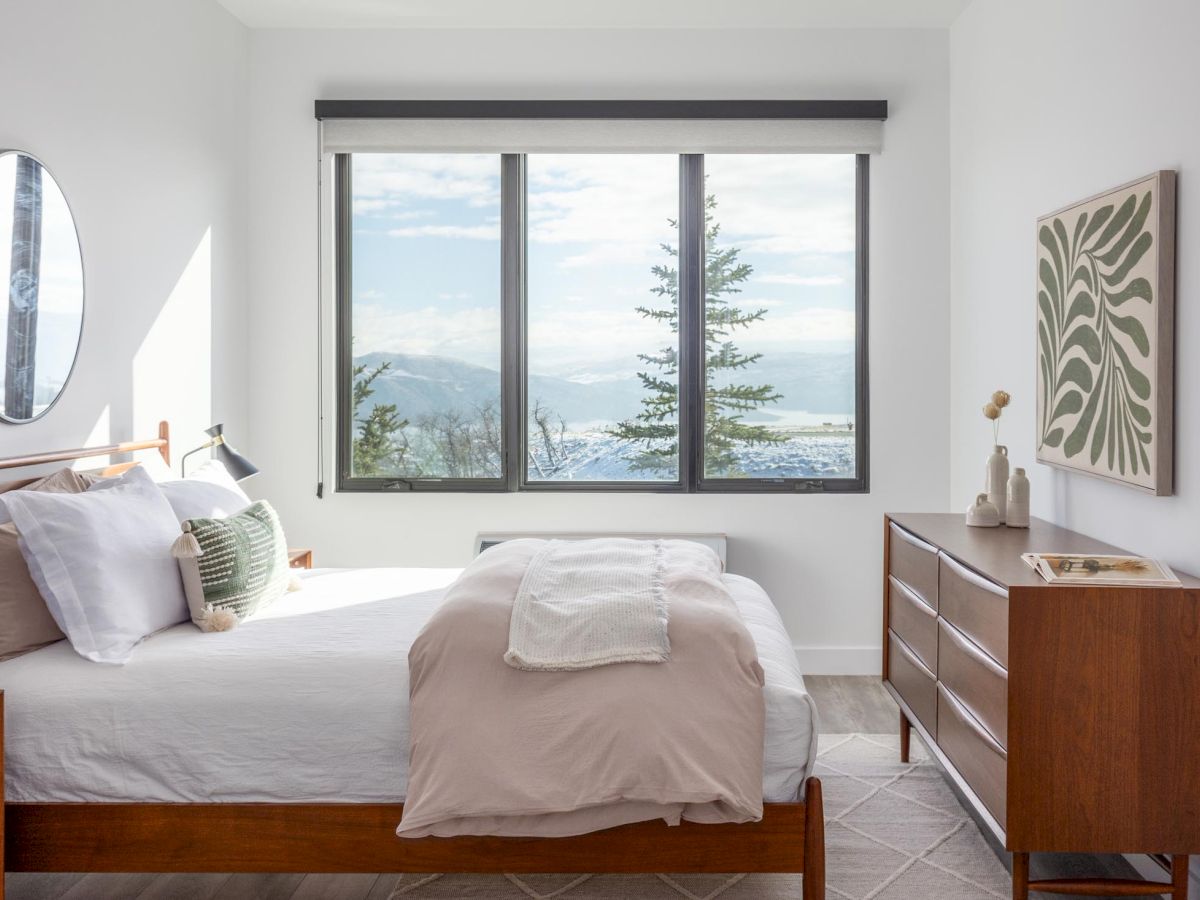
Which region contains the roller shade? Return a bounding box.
[317,100,886,154]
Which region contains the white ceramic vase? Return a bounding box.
[1006,467,1030,528]
[966,493,1001,527]
[986,445,1009,524]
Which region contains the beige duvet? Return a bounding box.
[396,538,766,838]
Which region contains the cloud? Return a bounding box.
[352,154,500,212]
[387,223,500,240]
[707,155,856,257]
[523,153,856,267]
[527,305,673,372]
[352,153,856,265]
[741,307,856,346]
[758,274,846,287]
[526,156,679,268]
[352,302,500,368]
[353,199,432,220]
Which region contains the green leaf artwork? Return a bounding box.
[1035,173,1171,493]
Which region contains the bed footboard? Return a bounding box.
[3,705,825,898]
[6,799,813,874]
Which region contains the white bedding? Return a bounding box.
[0,567,817,804]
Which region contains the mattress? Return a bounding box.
[0,567,818,804]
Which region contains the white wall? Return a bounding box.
[245,27,951,672]
[949,0,1200,570]
[0,0,248,468]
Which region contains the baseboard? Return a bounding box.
[794,645,879,675]
[1123,853,1199,898]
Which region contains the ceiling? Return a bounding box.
[215,0,972,30]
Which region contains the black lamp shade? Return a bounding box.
[205,423,259,481]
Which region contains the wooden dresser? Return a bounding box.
[883,513,1200,900]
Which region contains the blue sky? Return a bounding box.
[350,153,857,378]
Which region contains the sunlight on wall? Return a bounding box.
[83,404,110,449]
[132,228,212,458]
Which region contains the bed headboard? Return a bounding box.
[0,421,171,485]
[475,532,727,568]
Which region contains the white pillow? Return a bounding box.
[158,460,252,522]
[2,465,188,664]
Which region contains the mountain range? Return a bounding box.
[353,349,854,428]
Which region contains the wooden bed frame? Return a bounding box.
[0,424,826,899]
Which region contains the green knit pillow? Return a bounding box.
[172,500,294,632]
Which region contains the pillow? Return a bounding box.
[173,500,293,632]
[157,460,253,523]
[3,465,189,664]
[0,469,96,660]
[0,467,98,525]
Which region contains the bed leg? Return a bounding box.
[802,776,825,900]
[898,711,910,763]
[1172,855,1189,899]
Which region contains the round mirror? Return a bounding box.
[0,151,84,424]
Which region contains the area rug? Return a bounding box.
[389,733,1012,899]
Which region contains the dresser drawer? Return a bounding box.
[938,683,1007,825]
[938,552,1008,667]
[888,522,939,610]
[889,576,937,673]
[938,618,1007,746]
[887,630,937,737]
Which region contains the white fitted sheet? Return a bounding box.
[0,567,817,803]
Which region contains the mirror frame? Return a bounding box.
[0,149,85,425]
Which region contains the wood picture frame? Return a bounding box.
[1035,170,1176,495]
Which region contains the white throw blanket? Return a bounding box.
[504,538,673,671]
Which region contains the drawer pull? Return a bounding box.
[942,617,1006,678]
[890,575,936,615]
[892,629,936,680]
[939,683,1007,759]
[892,524,938,556]
[889,522,939,609]
[939,551,1009,666]
[940,552,1006,599]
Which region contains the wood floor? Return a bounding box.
[7,676,1149,900]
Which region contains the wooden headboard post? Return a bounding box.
[0,420,172,474]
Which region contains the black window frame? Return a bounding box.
[335,151,869,494]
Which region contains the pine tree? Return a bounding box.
[351,362,412,476]
[611,193,783,475]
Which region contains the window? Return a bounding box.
[700,155,860,483]
[339,153,505,487]
[525,155,681,483]
[336,152,867,493]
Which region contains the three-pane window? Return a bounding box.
[337,152,867,492]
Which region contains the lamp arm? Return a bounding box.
[180,440,216,477]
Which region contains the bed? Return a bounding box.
[0,425,826,899]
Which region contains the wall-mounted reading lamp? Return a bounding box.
[180,424,258,480]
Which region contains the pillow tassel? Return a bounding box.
[171,523,203,559]
[287,574,303,592]
[199,603,238,633]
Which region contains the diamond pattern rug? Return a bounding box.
[389,734,1011,899]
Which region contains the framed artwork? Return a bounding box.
[1035,170,1176,495]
